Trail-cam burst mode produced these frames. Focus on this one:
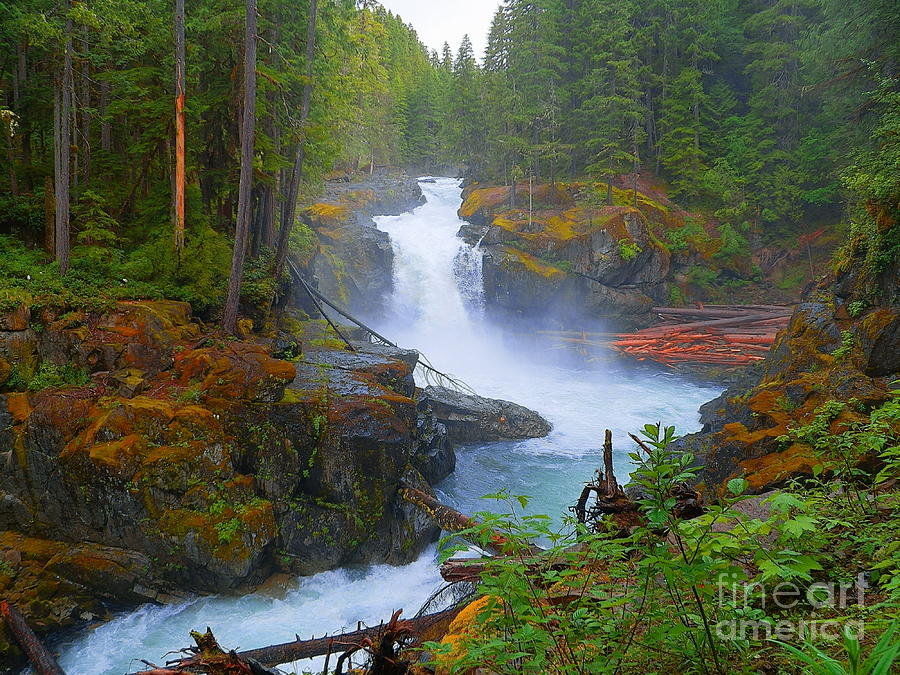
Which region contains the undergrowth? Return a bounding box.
[426,392,900,674]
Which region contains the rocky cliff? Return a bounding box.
[456,177,838,329]
[680,212,899,495]
[457,182,670,329]
[296,172,425,318]
[0,301,449,670]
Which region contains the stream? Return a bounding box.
[55,178,721,674]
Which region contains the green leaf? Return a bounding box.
[727,478,749,496]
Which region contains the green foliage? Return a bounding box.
[686,265,718,289]
[779,395,900,514]
[833,330,856,361]
[848,301,867,318]
[429,408,900,674]
[713,222,751,262]
[774,623,900,675]
[617,238,642,261]
[288,221,318,265]
[214,518,241,545]
[6,361,91,392]
[666,218,710,253]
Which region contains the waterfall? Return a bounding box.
[55,177,721,675]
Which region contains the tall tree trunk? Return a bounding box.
[273,0,318,280]
[80,27,91,185]
[99,80,111,152]
[44,176,55,254]
[222,0,258,333]
[3,116,18,197]
[17,42,32,192]
[173,0,186,254]
[55,10,73,275]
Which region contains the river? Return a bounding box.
[55,178,720,674]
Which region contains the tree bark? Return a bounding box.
[4,119,18,197]
[19,40,32,191]
[0,602,66,675]
[44,175,55,254]
[55,10,73,275]
[173,0,186,254]
[131,606,462,673]
[222,0,258,333]
[399,486,540,556]
[273,0,318,280]
[99,80,111,152]
[80,26,91,185]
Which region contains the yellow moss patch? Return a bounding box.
[436,595,498,669]
[505,247,565,279]
[860,308,897,340]
[491,214,524,232]
[0,532,64,562]
[459,186,511,219]
[307,203,351,220]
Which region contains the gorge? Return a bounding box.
[51,178,722,673]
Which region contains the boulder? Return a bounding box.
[0,303,454,599]
[0,531,176,674]
[421,386,551,444]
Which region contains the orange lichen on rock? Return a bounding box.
[174,342,296,403]
[4,392,32,423]
[740,443,819,492]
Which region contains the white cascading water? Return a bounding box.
[54,178,721,674]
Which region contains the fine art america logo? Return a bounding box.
[715,572,868,641]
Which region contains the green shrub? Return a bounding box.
[426,411,900,674]
[617,238,642,261]
[713,222,751,261]
[833,330,856,361]
[7,361,92,392]
[686,265,718,288]
[289,220,319,264]
[666,218,710,253]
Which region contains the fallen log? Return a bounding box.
[0,601,66,675]
[440,553,575,583]
[133,607,463,673]
[399,486,540,555]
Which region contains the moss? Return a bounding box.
[739,443,819,492]
[459,186,511,219]
[504,247,566,279]
[306,203,351,221]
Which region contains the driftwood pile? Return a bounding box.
[611,304,793,367]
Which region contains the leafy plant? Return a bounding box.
[833,330,856,360]
[617,238,642,261]
[773,623,900,675]
[6,361,92,392]
[847,301,867,318]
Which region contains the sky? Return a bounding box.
[378,0,499,62]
